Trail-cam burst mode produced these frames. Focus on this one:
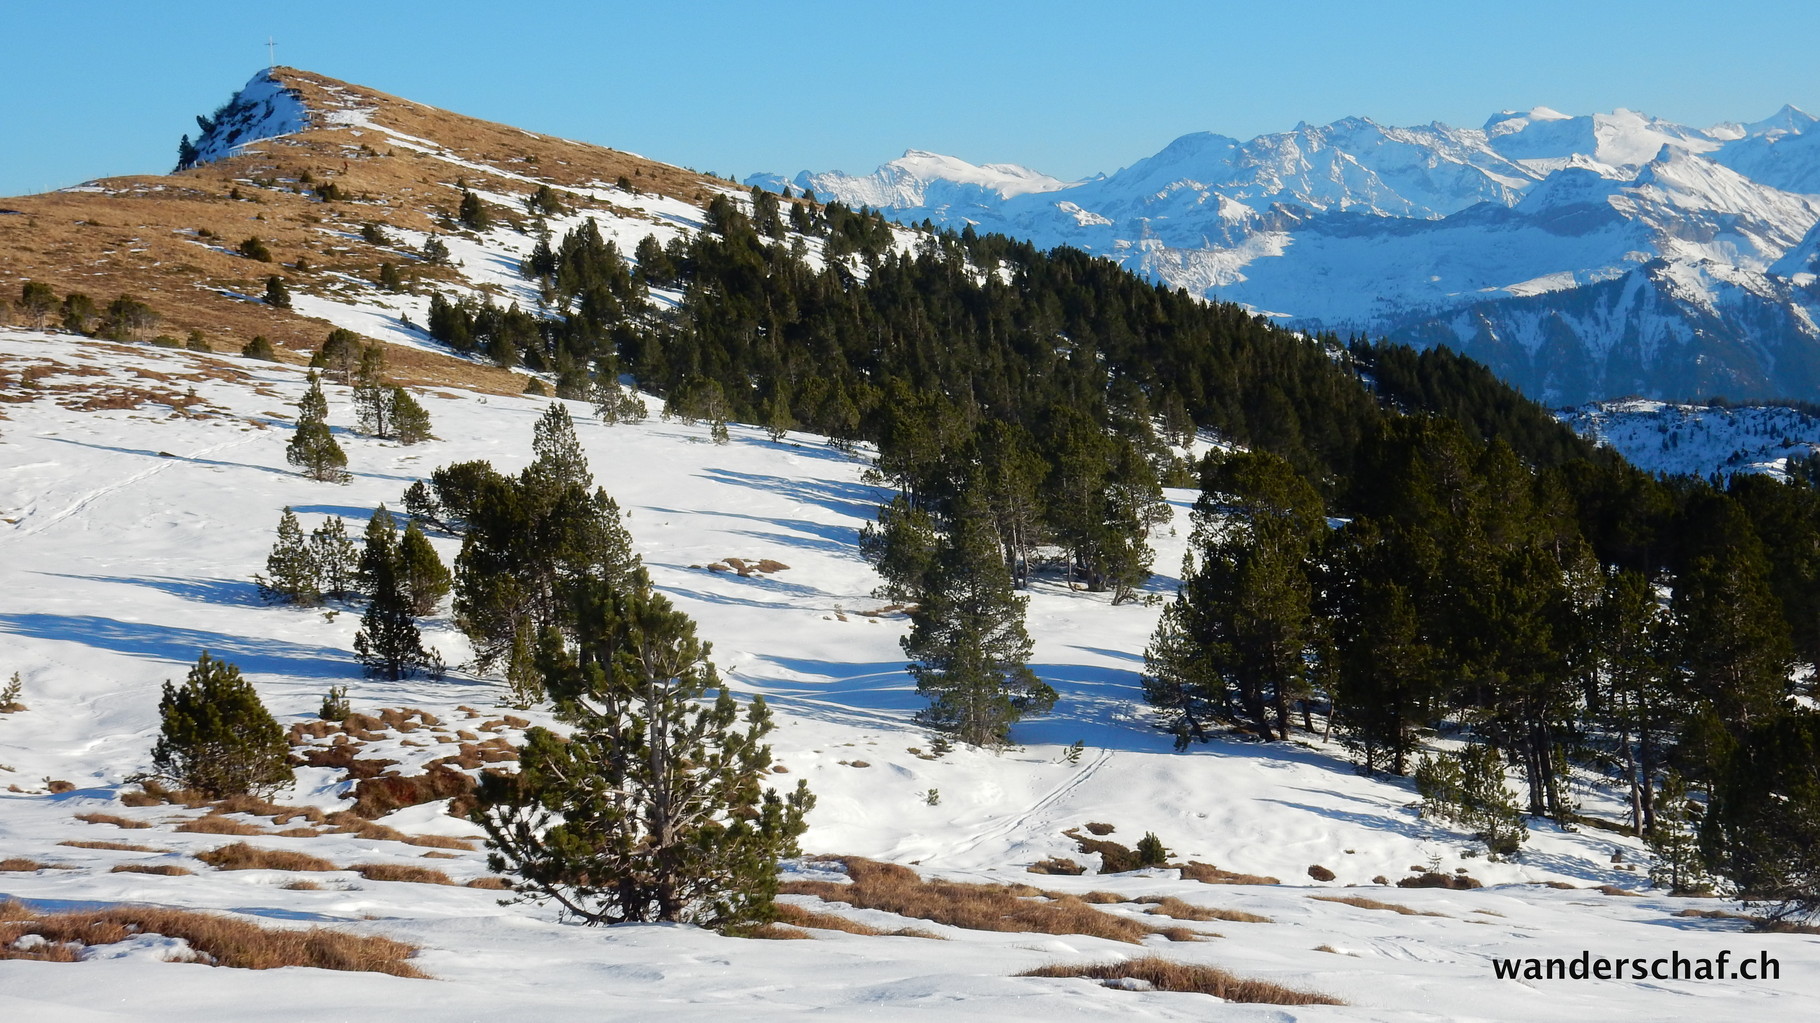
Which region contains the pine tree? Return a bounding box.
[471,581,813,928]
[264,275,291,309]
[905,488,1055,746]
[397,520,452,616]
[354,555,430,681]
[458,189,490,231]
[309,515,358,600]
[150,652,292,798]
[256,508,320,604]
[389,387,433,444]
[286,374,349,483]
[357,505,398,595]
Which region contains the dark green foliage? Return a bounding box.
[59,292,97,334]
[309,515,358,600]
[361,222,390,246]
[1702,712,1820,921]
[397,521,451,615]
[526,184,566,218]
[354,555,430,681]
[858,498,939,604]
[312,328,361,385]
[255,508,319,604]
[904,490,1055,747]
[591,378,648,425]
[151,652,292,798]
[389,387,433,444]
[286,374,348,483]
[318,685,350,721]
[451,409,642,669]
[422,235,451,265]
[101,294,158,341]
[175,133,199,172]
[245,333,280,360]
[458,189,490,231]
[1147,451,1325,743]
[239,236,274,262]
[378,261,404,292]
[1413,745,1527,856]
[264,275,291,309]
[18,282,57,329]
[357,505,398,596]
[1135,832,1168,867]
[1646,770,1709,893]
[471,583,813,928]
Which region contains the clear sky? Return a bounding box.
[3,0,1818,197]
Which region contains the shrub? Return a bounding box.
[264,275,292,309]
[1308,864,1337,882]
[242,335,278,361]
[184,329,211,352]
[319,685,350,721]
[150,652,293,799]
[0,672,22,713]
[1135,832,1168,867]
[239,236,273,262]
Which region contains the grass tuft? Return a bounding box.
[196,842,337,872]
[1310,894,1448,917]
[74,812,151,829]
[0,899,426,976]
[1020,956,1341,1005]
[109,863,194,876]
[1137,896,1272,923]
[779,857,1193,944]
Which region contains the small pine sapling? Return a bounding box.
[151,652,292,798]
[1135,832,1169,867]
[397,521,451,615]
[318,685,351,721]
[1,672,24,713]
[309,516,359,600]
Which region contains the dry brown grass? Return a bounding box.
[74,812,152,829]
[1594,885,1644,897]
[746,924,814,940]
[464,876,512,890]
[1397,871,1483,890]
[353,863,454,886]
[1137,896,1273,924]
[772,901,941,938]
[322,810,477,850]
[282,880,325,891]
[1307,864,1337,882]
[778,858,1196,944]
[1027,857,1086,875]
[175,815,267,836]
[196,842,337,873]
[109,863,195,876]
[1177,861,1281,886]
[0,899,426,976]
[350,765,476,819]
[58,840,165,853]
[1,858,72,871]
[1020,956,1342,1005]
[1310,895,1449,918]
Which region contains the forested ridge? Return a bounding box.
[412,187,1820,919]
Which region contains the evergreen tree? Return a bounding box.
[357,505,399,595]
[471,582,814,928]
[150,652,292,798]
[264,275,291,309]
[59,292,97,334]
[397,520,452,616]
[1701,712,1820,921]
[389,387,434,444]
[309,515,358,600]
[904,488,1055,746]
[312,328,361,385]
[354,555,430,681]
[458,189,490,230]
[255,507,320,604]
[286,373,349,483]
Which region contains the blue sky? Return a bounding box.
[3,0,1817,197]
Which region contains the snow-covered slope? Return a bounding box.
[188,70,311,165]
[4,327,1812,1021]
[1558,397,1820,480]
[756,105,1820,404]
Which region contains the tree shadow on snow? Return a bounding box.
[695,466,886,521]
[38,572,264,608]
[0,612,349,679]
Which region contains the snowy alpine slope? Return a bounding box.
[2,327,1815,1021]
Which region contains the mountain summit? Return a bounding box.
[755,106,1820,404]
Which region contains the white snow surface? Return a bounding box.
[754,105,1820,403]
[189,71,310,166]
[1,327,1815,1019]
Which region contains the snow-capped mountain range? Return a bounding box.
[754,106,1820,405]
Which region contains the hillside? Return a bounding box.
[760,107,1820,405]
[2,69,1814,1020]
